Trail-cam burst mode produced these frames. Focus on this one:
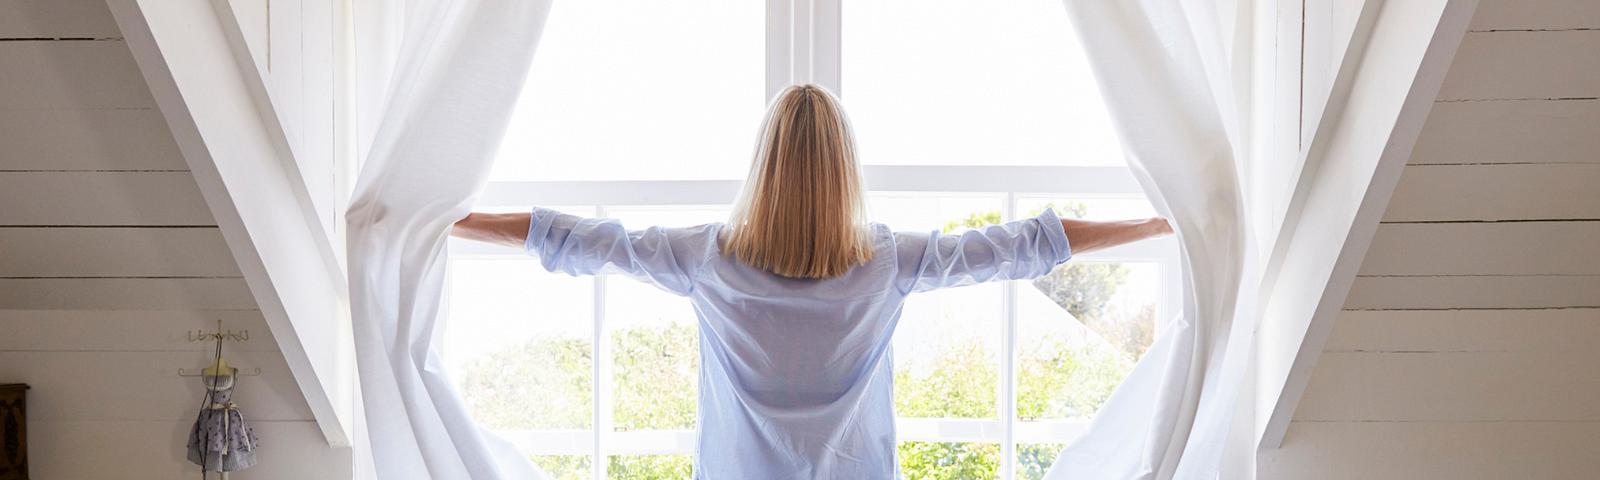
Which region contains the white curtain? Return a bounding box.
[345,0,553,479]
[1045,0,1258,479]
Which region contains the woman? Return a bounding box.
[452,84,1172,479]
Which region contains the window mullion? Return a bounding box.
[1000,193,1018,480]
[766,0,791,100]
[810,0,841,94]
[592,205,612,480]
[767,0,841,99]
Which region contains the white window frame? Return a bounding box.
[446,3,1181,479]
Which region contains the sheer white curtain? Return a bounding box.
[345,0,553,479]
[1045,0,1258,479]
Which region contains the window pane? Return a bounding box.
[603,207,730,431]
[1014,196,1158,222]
[899,442,999,480]
[446,257,595,430]
[1011,199,1162,421]
[532,455,592,480]
[1015,261,1158,421]
[843,0,1122,167]
[1016,444,1067,480]
[608,455,693,480]
[491,2,764,182]
[874,194,1004,420]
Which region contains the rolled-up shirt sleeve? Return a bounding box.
[893,208,1073,294]
[524,207,718,296]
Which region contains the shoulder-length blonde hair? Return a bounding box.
[723,84,873,279]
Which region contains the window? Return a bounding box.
[442,2,1179,479]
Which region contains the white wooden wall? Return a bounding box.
[0,0,351,477]
[1260,0,1600,477]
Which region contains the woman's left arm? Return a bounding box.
[451,212,531,248]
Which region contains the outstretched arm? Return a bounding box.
[451,212,531,249]
[1061,217,1173,255]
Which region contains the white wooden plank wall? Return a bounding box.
[0,0,351,478]
[1261,1,1600,477]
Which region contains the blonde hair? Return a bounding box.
[724,84,874,279]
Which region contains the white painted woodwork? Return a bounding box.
[1470,0,1600,31]
[209,0,344,278]
[1360,222,1600,275]
[1255,0,1478,451]
[1437,31,1600,100]
[0,172,215,226]
[217,0,344,237]
[1383,164,1600,221]
[1345,274,1600,309]
[110,0,352,445]
[0,40,154,109]
[1296,351,1600,421]
[0,350,316,422]
[300,0,338,231]
[227,0,268,72]
[0,278,255,310]
[268,0,304,147]
[1410,98,1600,165]
[1259,422,1600,480]
[26,420,351,480]
[0,227,240,277]
[1300,0,1371,158]
[0,0,353,474]
[0,0,121,38]
[1324,308,1600,352]
[0,108,186,171]
[0,310,279,352]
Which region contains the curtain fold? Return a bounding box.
[1046,0,1258,479]
[345,1,553,479]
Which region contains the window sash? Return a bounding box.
[455,173,1181,468]
[457,0,1168,474]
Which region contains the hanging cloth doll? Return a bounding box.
[186,349,259,475]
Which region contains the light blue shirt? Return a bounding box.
[524,207,1073,480]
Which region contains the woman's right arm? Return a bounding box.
[451,212,531,249]
[1060,217,1173,255]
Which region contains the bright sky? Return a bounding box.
[448,0,1155,412]
[487,0,1122,183]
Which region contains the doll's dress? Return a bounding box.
[186,371,260,471]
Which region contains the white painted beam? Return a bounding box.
[105,0,352,445]
[1256,0,1479,451]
